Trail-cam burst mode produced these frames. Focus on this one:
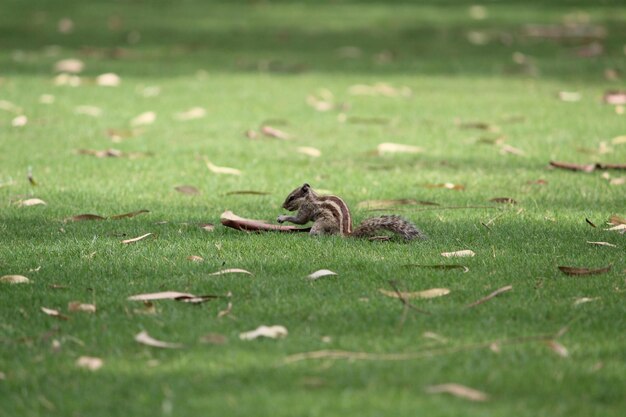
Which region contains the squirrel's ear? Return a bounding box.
[302,183,310,192]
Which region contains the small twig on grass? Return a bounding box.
[466,285,513,308]
[281,331,558,365]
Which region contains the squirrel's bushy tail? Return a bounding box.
[351,215,426,240]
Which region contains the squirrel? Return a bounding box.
[277,183,426,240]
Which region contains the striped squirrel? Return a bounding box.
[277,183,426,240]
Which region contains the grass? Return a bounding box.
[1,0,625,416]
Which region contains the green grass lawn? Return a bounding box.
[1,0,625,416]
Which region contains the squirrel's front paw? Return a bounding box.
[277,215,288,224]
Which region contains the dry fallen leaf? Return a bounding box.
[0,275,30,284]
[546,340,569,358]
[261,125,291,140]
[603,90,626,105]
[609,215,626,225]
[379,288,450,299]
[489,197,518,204]
[376,142,424,155]
[612,135,626,145]
[586,241,617,248]
[204,159,242,176]
[12,115,28,127]
[110,209,149,220]
[558,265,611,276]
[426,383,489,402]
[175,185,199,195]
[131,111,156,127]
[121,233,153,244]
[307,269,337,280]
[187,255,204,262]
[134,331,183,349]
[174,107,206,121]
[208,268,253,276]
[96,73,121,87]
[441,250,475,258]
[68,302,96,313]
[296,147,322,157]
[199,223,215,232]
[239,325,288,340]
[573,297,600,306]
[54,58,84,73]
[66,214,106,222]
[217,301,233,318]
[76,356,104,371]
[605,224,626,232]
[128,291,207,301]
[41,307,69,320]
[18,198,47,207]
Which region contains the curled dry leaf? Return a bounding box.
[174,107,206,121]
[205,159,241,176]
[96,73,121,87]
[558,265,611,276]
[54,58,84,73]
[18,198,47,207]
[175,185,199,195]
[134,331,183,349]
[131,111,156,127]
[121,233,153,244]
[128,291,196,301]
[441,250,475,258]
[208,268,252,276]
[187,255,204,262]
[174,295,219,304]
[379,288,450,299]
[68,302,96,313]
[574,297,600,306]
[41,307,69,320]
[76,356,104,371]
[110,209,149,220]
[307,269,337,280]
[587,241,617,248]
[1,275,30,284]
[546,340,569,358]
[377,142,423,155]
[296,147,322,157]
[217,302,233,318]
[239,325,288,341]
[261,125,290,140]
[425,383,489,402]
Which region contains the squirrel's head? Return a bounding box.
[282,183,311,211]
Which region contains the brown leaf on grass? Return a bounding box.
[96,73,121,87]
[609,215,626,225]
[131,111,156,127]
[220,210,311,233]
[586,241,617,248]
[174,295,219,304]
[110,209,149,220]
[199,333,228,345]
[134,331,182,349]
[558,265,611,276]
[1,275,31,284]
[208,268,253,276]
[603,90,626,105]
[307,269,337,280]
[41,307,69,320]
[239,325,288,340]
[204,159,241,176]
[187,255,204,262]
[489,197,518,204]
[77,148,123,158]
[425,383,489,402]
[76,356,104,371]
[466,285,513,308]
[18,198,47,207]
[121,233,153,244]
[423,183,465,191]
[66,214,106,222]
[546,340,569,357]
[175,185,199,195]
[586,218,597,228]
[245,129,260,140]
[296,147,322,157]
[403,264,469,272]
[54,58,84,73]
[261,125,290,140]
[225,190,271,196]
[128,291,196,301]
[549,161,597,172]
[379,288,450,299]
[68,302,96,313]
[376,142,424,155]
[573,297,600,306]
[11,115,28,127]
[499,144,526,156]
[441,250,475,258]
